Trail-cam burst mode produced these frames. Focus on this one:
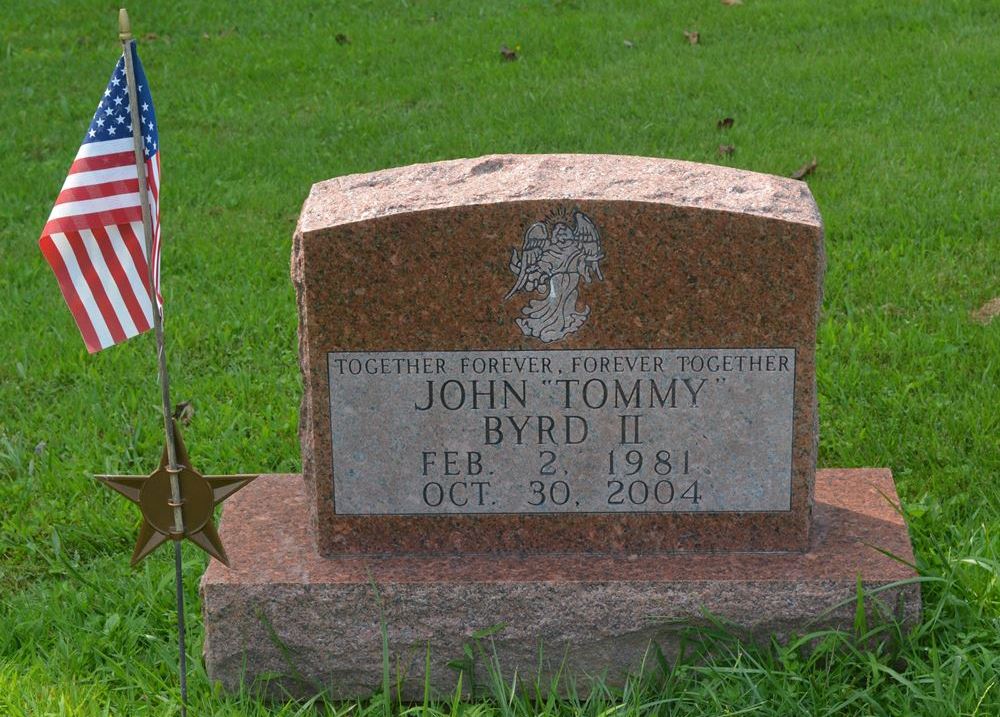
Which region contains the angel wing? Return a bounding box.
[573,211,599,245]
[572,211,605,281]
[504,222,548,300]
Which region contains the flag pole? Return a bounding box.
[118,9,188,716]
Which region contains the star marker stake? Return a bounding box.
[97,426,256,567]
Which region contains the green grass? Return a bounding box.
[1,0,998,714]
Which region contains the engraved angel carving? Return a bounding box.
[504,209,605,343]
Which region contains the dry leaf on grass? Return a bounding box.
[718,144,735,156]
[722,0,743,5]
[684,30,700,45]
[970,297,1000,325]
[173,400,195,426]
[791,158,818,180]
[717,117,734,130]
[500,44,519,61]
[201,29,236,41]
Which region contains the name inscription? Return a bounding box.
[328,349,795,515]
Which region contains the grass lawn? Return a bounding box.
[1,0,998,714]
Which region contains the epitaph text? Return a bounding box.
[328,349,795,515]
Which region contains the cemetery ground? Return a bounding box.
[1,1,997,715]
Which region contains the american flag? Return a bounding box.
[39,43,160,353]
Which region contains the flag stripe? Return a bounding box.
[48,191,143,221]
[39,235,102,352]
[48,233,114,351]
[43,206,144,235]
[75,137,136,158]
[60,165,137,190]
[147,156,159,204]
[64,231,127,345]
[128,221,149,262]
[81,228,140,338]
[56,179,140,204]
[90,225,151,334]
[68,151,137,175]
[145,154,161,303]
[108,223,153,317]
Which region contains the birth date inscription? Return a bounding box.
[328,349,795,515]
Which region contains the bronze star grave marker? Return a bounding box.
[98,428,255,566]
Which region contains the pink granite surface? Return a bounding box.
[292,155,825,555]
[201,469,920,699]
[297,155,822,233]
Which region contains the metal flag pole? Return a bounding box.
[118,8,188,716]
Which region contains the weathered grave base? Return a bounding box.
[201,470,919,700]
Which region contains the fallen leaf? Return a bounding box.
[142,32,158,41]
[791,158,818,180]
[684,30,700,45]
[173,400,195,426]
[717,117,735,130]
[335,33,350,45]
[721,0,743,5]
[971,297,1000,325]
[201,28,237,41]
[624,39,636,49]
[718,144,735,156]
[500,44,519,61]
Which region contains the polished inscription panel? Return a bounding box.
[328,349,795,515]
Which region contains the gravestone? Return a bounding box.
[202,155,919,698]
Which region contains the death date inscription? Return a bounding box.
[327,349,795,515]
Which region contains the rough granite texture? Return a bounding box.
[292,155,825,555]
[201,469,920,700]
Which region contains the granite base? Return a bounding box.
[201,470,919,700]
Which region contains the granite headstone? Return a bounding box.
[202,155,919,698]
